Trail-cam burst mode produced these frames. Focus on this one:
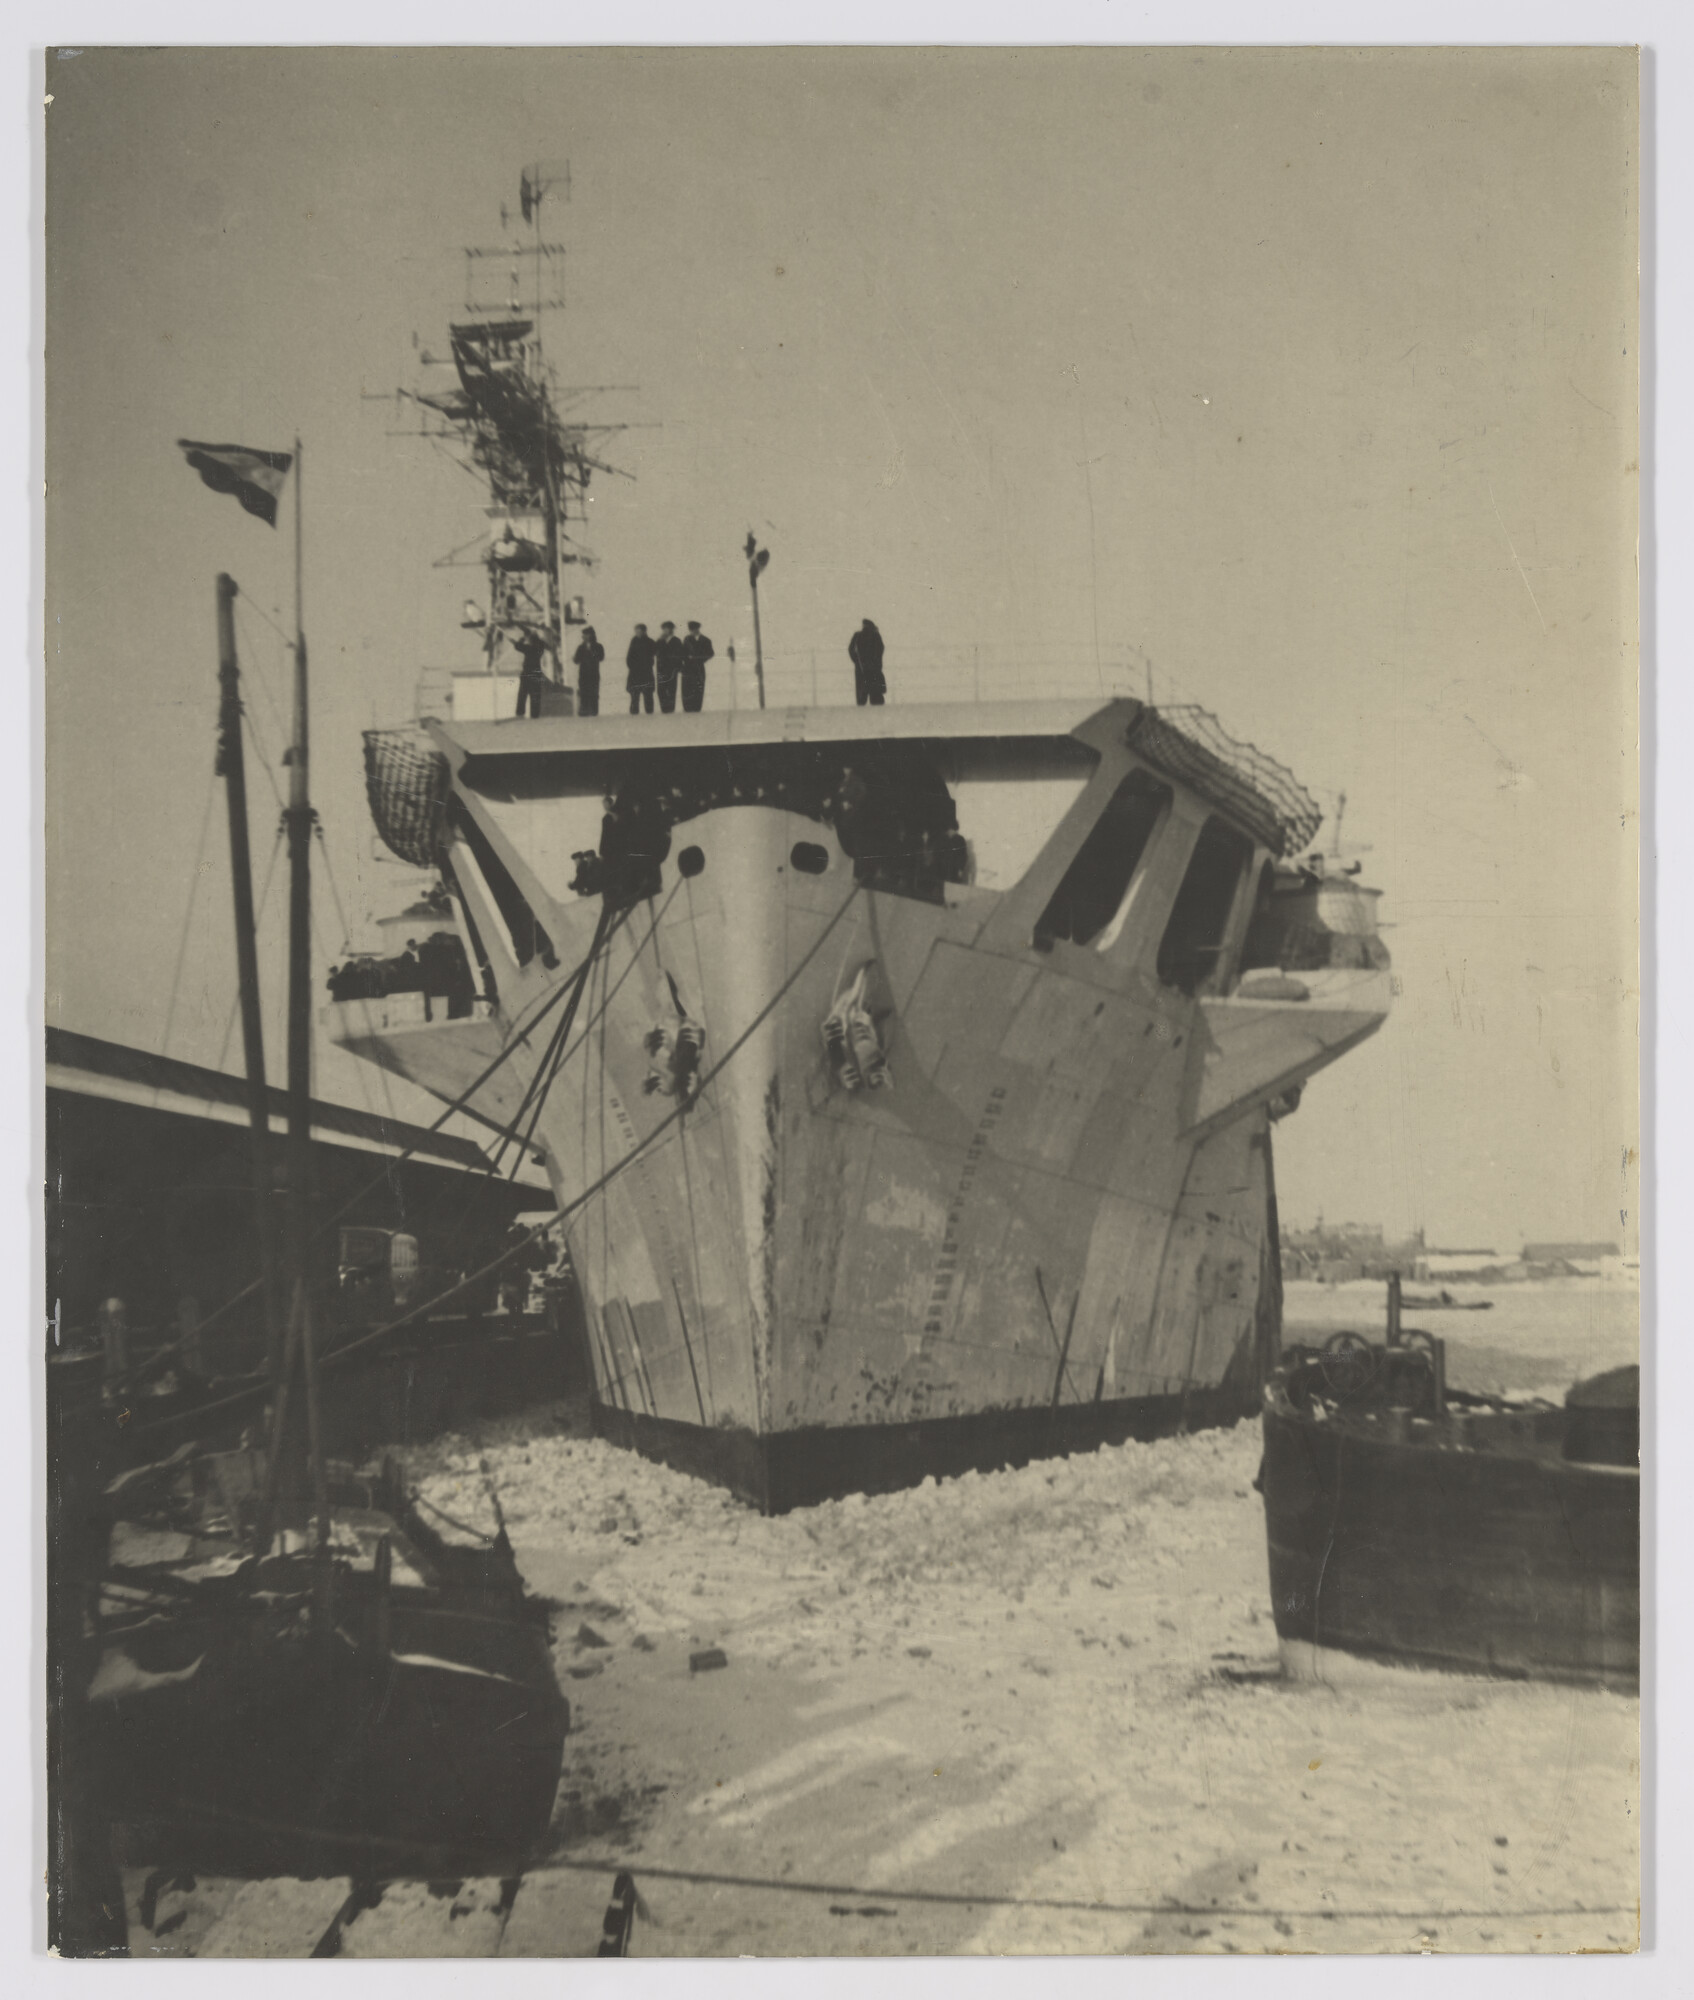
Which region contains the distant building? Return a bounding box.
[1417,1250,1505,1281]
[1522,1242,1620,1265]
[1281,1222,1424,1284]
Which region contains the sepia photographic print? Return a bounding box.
[43,43,1640,1960]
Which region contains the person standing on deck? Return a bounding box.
[849,619,886,706]
[655,621,685,714]
[513,625,553,718]
[573,626,604,717]
[392,939,424,994]
[626,624,657,715]
[680,621,714,712]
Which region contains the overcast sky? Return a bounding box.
[44,45,1638,1252]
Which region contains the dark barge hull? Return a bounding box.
[594,1376,1260,1514]
[81,1468,570,1886]
[91,1591,568,1880]
[1260,1396,1639,1688]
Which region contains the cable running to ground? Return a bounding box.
[120,884,680,1392]
[137,884,862,1430]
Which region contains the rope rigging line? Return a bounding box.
[230,600,295,772]
[211,840,490,1278]
[350,888,656,1216]
[159,758,221,1061]
[213,825,285,1075]
[545,880,684,1092]
[239,695,287,818]
[117,876,684,1392]
[505,990,587,1177]
[312,882,863,1374]
[228,691,393,1144]
[502,898,621,1180]
[308,844,385,1131]
[483,961,591,1182]
[116,931,604,1392]
[520,1853,1635,1925]
[476,883,677,1180]
[312,820,407,1137]
[119,876,693,1388]
[135,882,864,1432]
[669,883,717,1416]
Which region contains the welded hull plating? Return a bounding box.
[331,700,1391,1509]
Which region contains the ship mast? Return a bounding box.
[525,165,570,656]
[388,169,629,708]
[285,438,331,1543]
[214,574,283,1373]
[255,440,332,1572]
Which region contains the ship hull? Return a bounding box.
[335,700,1389,1509]
[519,806,1292,1508]
[593,1377,1261,1512]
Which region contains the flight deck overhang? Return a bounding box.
[423,695,1324,861]
[426,697,1141,772]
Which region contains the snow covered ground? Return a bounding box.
[127,1289,1640,1958]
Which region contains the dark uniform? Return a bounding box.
[573,628,605,717]
[626,626,657,714]
[849,619,886,706]
[655,622,685,714]
[681,622,715,712]
[514,627,552,718]
[387,941,423,994]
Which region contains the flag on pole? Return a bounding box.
[177,440,294,527]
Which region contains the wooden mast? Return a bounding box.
[214,574,283,1376]
[258,438,332,1570]
[286,439,333,1547]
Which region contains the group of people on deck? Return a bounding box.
[618,620,716,715]
[512,616,888,718]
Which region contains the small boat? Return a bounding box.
[85,1447,568,1881]
[54,517,571,1938]
[1258,1280,1637,1687]
[1399,1289,1494,1311]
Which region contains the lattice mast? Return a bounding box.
[399,165,628,682]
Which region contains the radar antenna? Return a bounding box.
[375,169,636,713]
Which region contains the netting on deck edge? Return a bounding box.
[364,729,451,868]
[1129,706,1323,858]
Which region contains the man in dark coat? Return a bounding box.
[386,938,424,996]
[513,625,553,718]
[848,619,886,706]
[573,626,604,716]
[655,620,685,713]
[626,624,657,714]
[680,620,715,712]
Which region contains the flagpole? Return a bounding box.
[280,435,331,1568]
[178,434,329,1564]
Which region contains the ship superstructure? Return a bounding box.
[327,182,1394,1510]
[392,166,624,722]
